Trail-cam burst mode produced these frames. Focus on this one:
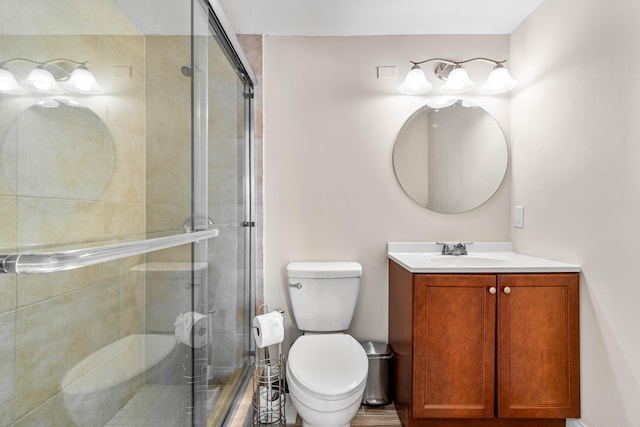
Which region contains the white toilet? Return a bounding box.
[286,262,368,427]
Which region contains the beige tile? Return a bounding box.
[10,392,77,427]
[16,275,51,307]
[119,272,144,337]
[49,264,104,299]
[15,285,107,418]
[102,129,145,203]
[0,311,15,426]
[0,274,16,314]
[145,202,191,235]
[103,254,145,283]
[145,78,191,140]
[145,136,191,205]
[145,36,192,141]
[100,279,122,344]
[0,197,16,245]
[145,36,191,83]
[17,199,104,246]
[103,202,144,237]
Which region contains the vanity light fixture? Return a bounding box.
[0,57,104,95]
[398,57,518,95]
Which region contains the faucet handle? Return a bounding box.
[454,242,467,255]
[462,242,474,254]
[436,242,452,255]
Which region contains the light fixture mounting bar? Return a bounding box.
[409,57,507,67]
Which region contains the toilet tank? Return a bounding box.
[286,261,362,332]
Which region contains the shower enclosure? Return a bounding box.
[0,1,256,426]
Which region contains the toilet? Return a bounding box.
[285,262,368,427]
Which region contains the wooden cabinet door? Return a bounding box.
[413,274,497,419]
[497,274,580,419]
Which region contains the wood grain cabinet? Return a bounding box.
[389,260,580,427]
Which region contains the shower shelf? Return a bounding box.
[0,228,219,274]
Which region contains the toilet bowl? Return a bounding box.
[286,262,368,427]
[286,334,368,427]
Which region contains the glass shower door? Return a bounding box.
[0,0,255,426]
[193,0,256,424]
[193,2,254,425]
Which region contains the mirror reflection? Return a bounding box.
[3,99,115,201]
[393,100,508,213]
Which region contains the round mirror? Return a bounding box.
[3,99,115,201]
[393,100,508,213]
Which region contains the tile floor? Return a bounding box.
[227,381,402,426]
[292,404,402,426]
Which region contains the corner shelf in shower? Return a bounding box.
[0,228,219,274]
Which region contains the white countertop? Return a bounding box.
[387,242,581,273]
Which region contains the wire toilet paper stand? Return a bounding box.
[252,305,286,426]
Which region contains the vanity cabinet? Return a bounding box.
[389,260,580,427]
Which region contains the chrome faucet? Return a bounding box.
[451,242,468,256]
[437,242,472,256]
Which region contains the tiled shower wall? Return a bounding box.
[0,34,146,426]
[0,30,264,427]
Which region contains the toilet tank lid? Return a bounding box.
[287,262,362,278]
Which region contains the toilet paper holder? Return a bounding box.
[252,305,286,426]
[255,304,286,318]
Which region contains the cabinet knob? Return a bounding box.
[503,286,511,295]
[489,287,497,295]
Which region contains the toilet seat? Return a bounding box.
[287,334,368,401]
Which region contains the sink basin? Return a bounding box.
[387,243,581,273]
[391,252,516,268]
[428,255,514,267]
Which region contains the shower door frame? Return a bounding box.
[191,0,258,424]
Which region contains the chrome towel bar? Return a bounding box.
[0,228,219,274]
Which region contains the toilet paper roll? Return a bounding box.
[258,386,282,423]
[174,311,207,348]
[252,311,284,348]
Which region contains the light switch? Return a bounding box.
[513,206,525,228]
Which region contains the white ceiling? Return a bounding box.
[216,0,545,35]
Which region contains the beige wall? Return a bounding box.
[511,1,640,425]
[263,35,512,348]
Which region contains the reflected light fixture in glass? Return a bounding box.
[21,66,64,94]
[63,65,105,94]
[0,65,26,95]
